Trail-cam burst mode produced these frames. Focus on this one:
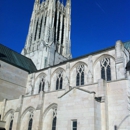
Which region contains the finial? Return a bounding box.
[66,0,71,6]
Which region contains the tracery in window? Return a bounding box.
[9,113,14,130]
[76,65,84,86]
[100,57,111,81]
[28,112,33,130]
[56,72,63,90]
[39,78,45,93]
[52,108,57,130]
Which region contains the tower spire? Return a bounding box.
[66,0,71,6]
[35,0,40,3]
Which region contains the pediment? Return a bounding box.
[59,87,95,99]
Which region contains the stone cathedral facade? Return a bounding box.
[0,0,130,130]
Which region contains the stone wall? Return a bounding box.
[0,60,28,101]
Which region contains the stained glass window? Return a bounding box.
[101,58,111,81]
[56,72,63,90]
[76,65,84,86]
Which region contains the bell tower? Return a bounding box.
[21,0,72,70]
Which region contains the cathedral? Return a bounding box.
[0,0,130,130]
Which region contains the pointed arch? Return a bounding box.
[70,61,88,72]
[35,72,47,82]
[93,54,115,67]
[34,72,46,94]
[42,103,58,119]
[70,61,87,86]
[51,67,65,78]
[3,109,15,120]
[41,103,58,130]
[93,54,116,82]
[20,106,35,119]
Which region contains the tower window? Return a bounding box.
[39,78,45,93]
[60,16,65,55]
[100,57,111,81]
[54,9,57,43]
[72,120,77,130]
[34,20,39,41]
[56,73,63,90]
[76,65,84,86]
[57,12,61,42]
[39,17,43,39]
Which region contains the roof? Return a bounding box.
[0,44,37,73]
[37,46,115,72]
[58,87,95,98]
[123,41,130,51]
[126,61,130,71]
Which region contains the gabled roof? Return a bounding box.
[59,87,95,98]
[0,44,37,73]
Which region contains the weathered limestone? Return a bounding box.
[21,0,72,70]
[0,60,28,101]
[0,0,130,129]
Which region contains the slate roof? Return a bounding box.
[0,44,37,73]
[123,41,130,51]
[126,61,130,71]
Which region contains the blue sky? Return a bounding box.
[0,0,130,58]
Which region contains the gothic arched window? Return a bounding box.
[76,65,84,86]
[39,78,45,93]
[28,119,33,130]
[9,120,13,130]
[54,9,57,43]
[34,20,39,41]
[101,57,111,81]
[52,117,57,130]
[57,12,61,42]
[39,17,43,39]
[56,73,63,90]
[52,108,57,130]
[28,112,33,130]
[60,16,65,55]
[9,114,14,130]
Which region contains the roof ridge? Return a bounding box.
[0,43,33,62]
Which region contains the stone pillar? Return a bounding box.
[65,62,70,92]
[1,99,7,121]
[115,40,125,79]
[87,55,93,84]
[97,79,107,130]
[36,91,44,130]
[16,95,24,130]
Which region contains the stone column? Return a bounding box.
[97,79,107,130]
[1,99,7,121]
[87,55,93,84]
[16,95,24,130]
[115,40,125,79]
